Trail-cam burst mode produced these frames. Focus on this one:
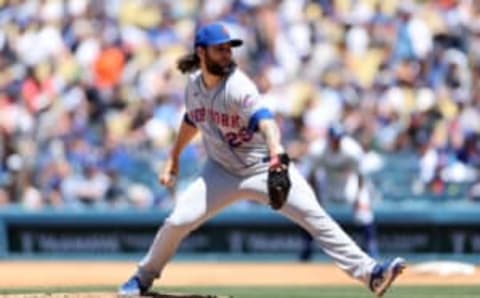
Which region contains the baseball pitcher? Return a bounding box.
[118,23,404,298]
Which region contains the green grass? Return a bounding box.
[155,286,480,298]
[1,286,480,298]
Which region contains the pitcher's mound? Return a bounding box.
[0,292,231,298]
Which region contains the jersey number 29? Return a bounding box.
[225,127,253,147]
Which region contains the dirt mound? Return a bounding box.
[0,292,230,298]
[0,261,478,290]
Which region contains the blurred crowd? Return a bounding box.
[1,0,480,210]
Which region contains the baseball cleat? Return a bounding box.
[369,257,406,297]
[118,275,148,297]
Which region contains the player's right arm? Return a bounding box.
[159,114,199,187]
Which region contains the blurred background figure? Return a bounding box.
[298,123,380,261]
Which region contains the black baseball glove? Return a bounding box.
[267,153,291,210]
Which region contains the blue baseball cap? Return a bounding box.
[194,23,243,48]
[328,123,346,139]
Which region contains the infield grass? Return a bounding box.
[0,285,479,298]
[155,285,479,298]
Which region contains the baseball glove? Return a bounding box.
[267,153,291,210]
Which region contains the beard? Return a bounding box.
[204,52,236,77]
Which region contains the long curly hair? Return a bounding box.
[176,52,200,74]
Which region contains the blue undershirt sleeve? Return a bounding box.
[247,108,274,132]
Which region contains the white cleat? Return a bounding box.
[118,275,148,297]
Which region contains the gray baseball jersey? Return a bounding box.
[184,69,270,176]
[308,136,375,224]
[309,136,364,202]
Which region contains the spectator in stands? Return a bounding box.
[41,159,68,208]
[0,188,8,207]
[20,172,43,210]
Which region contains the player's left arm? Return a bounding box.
[257,118,285,158]
[257,116,291,210]
[235,78,290,209]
